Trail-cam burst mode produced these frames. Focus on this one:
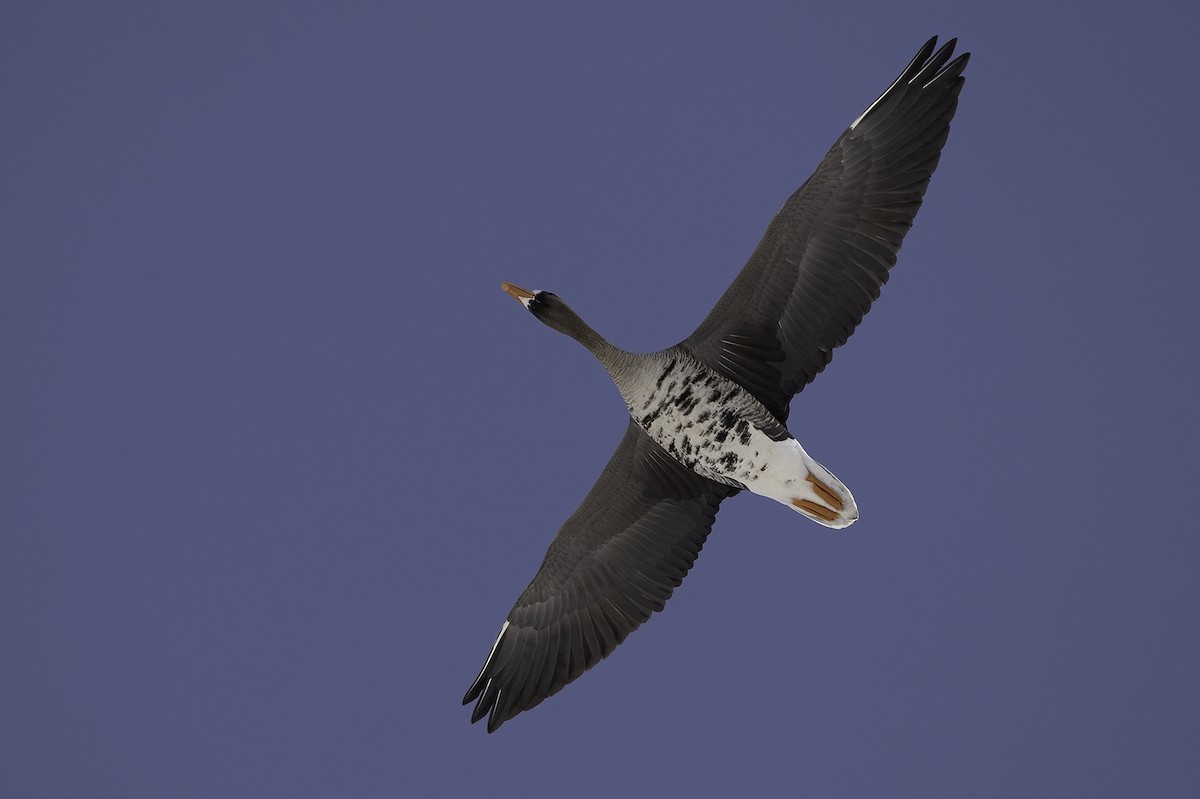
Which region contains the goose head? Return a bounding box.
[501,282,611,356]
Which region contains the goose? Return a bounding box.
[464,36,969,732]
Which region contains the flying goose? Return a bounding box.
[464,36,969,731]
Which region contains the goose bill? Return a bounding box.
[501,282,536,304]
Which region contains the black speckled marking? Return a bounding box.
[672,387,698,414]
[621,350,787,488]
[654,358,677,390]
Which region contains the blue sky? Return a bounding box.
[4,2,1198,796]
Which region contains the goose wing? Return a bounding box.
[682,37,969,422]
[463,419,737,732]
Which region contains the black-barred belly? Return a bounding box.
[624,357,778,487]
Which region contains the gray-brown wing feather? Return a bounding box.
[682,37,969,421]
[463,419,737,732]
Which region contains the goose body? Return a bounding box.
[465,37,969,731]
[616,346,858,527]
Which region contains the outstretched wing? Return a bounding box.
[463,419,738,732]
[682,37,969,422]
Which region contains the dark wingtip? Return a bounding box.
[901,37,940,84]
[485,691,512,732]
[946,51,971,77]
[470,697,491,724]
[462,673,485,705]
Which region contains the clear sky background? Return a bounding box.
[4,2,1198,797]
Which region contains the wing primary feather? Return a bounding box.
[849,36,938,130]
[462,620,511,704]
[912,38,957,85]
